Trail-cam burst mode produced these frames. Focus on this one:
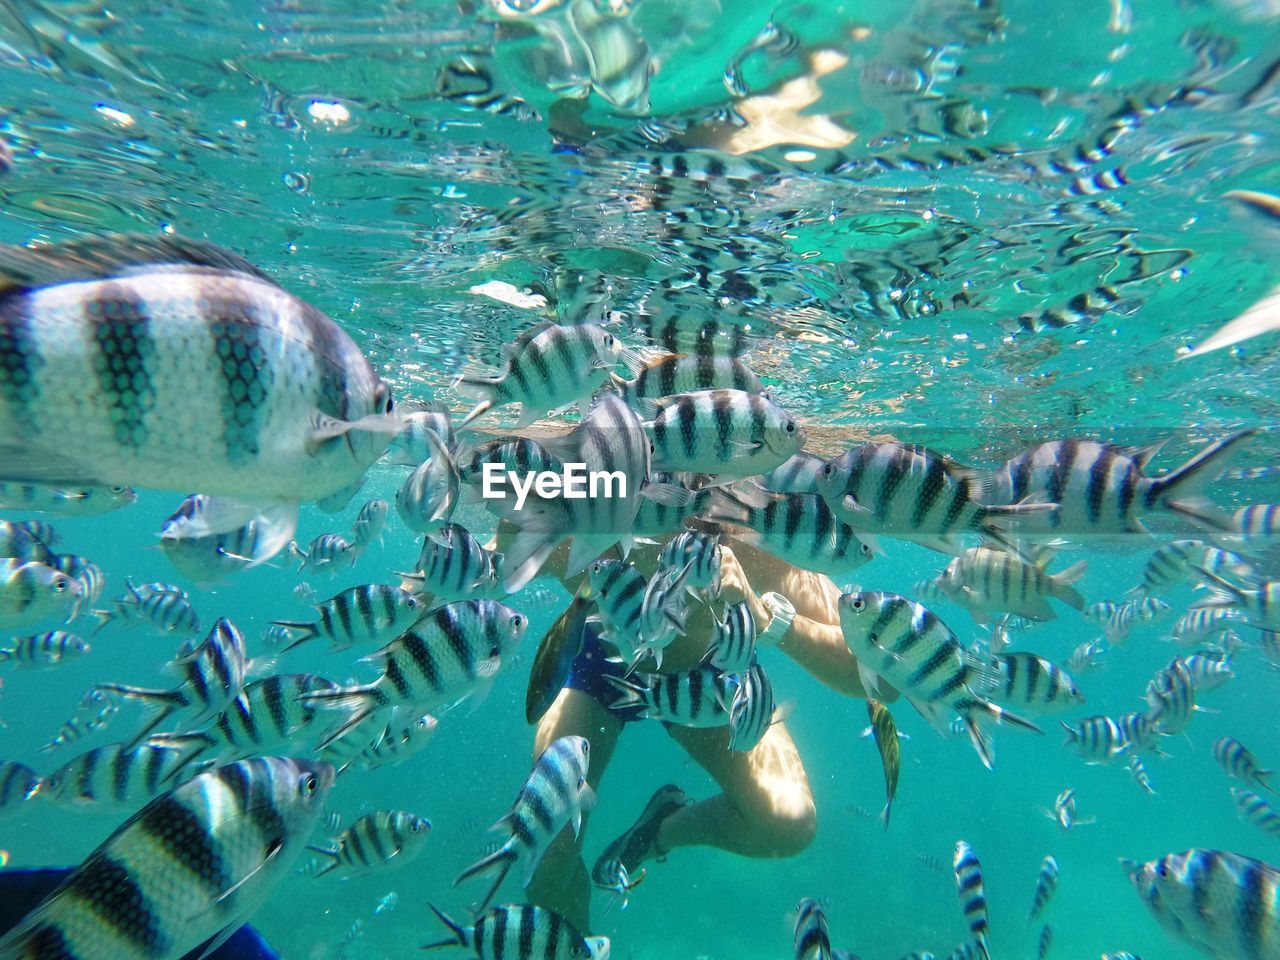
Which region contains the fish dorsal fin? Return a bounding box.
[0,234,277,292]
[502,320,559,360]
[1117,440,1166,470]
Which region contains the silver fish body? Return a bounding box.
[350,498,389,550]
[0,761,41,818]
[0,559,81,630]
[794,898,835,960]
[395,429,459,533]
[953,841,990,959]
[386,402,456,465]
[937,547,1086,623]
[704,600,756,675]
[1185,653,1235,692]
[613,353,763,413]
[412,523,504,601]
[728,661,774,752]
[292,532,358,573]
[0,756,334,960]
[1145,657,1196,735]
[986,653,1084,715]
[706,489,875,577]
[645,389,804,480]
[608,666,734,727]
[158,494,270,582]
[309,809,431,877]
[1067,637,1109,673]
[1215,736,1274,793]
[425,902,605,960]
[97,579,199,636]
[321,712,438,773]
[1028,855,1059,922]
[763,452,827,494]
[38,741,207,809]
[0,481,134,516]
[274,583,424,652]
[0,630,89,667]
[658,530,722,597]
[1235,789,1280,839]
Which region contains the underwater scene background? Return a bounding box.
[1,1,1279,959]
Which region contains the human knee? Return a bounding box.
[742,792,817,857]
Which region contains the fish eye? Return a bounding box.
[411,820,425,833]
[374,383,394,414]
[604,333,615,346]
[649,442,655,454]
[822,463,833,477]
[509,614,525,629]
[861,543,873,555]
[785,420,796,433]
[110,485,127,494]
[407,596,419,608]
[300,774,319,798]
[851,597,865,611]
[52,576,68,592]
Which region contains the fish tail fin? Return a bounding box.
[303,685,384,749]
[604,674,647,712]
[1051,559,1089,610]
[982,700,1043,735]
[453,848,515,915]
[272,620,318,651]
[453,375,499,430]
[423,903,470,951]
[1150,429,1258,505]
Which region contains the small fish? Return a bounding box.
[38,740,207,809]
[0,520,53,563]
[385,401,456,465]
[985,653,1084,715]
[425,902,607,960]
[1167,606,1240,646]
[608,666,734,728]
[454,736,596,913]
[49,553,105,609]
[455,321,629,429]
[1101,954,1141,960]
[0,630,89,667]
[374,891,399,915]
[303,599,527,747]
[1061,716,1128,764]
[1127,754,1157,797]
[0,760,41,818]
[794,897,835,960]
[40,688,120,753]
[1083,600,1134,643]
[291,532,358,573]
[11,519,58,546]
[658,530,722,597]
[1117,711,1163,756]
[587,558,648,662]
[865,698,900,829]
[1233,788,1280,839]
[706,488,876,578]
[0,235,398,558]
[0,558,82,630]
[1145,657,1196,735]
[308,809,432,877]
[1028,855,1059,922]
[1184,652,1235,692]
[1129,597,1172,623]
[703,600,756,675]
[838,592,1042,769]
[95,617,251,742]
[411,523,503,602]
[1037,924,1052,960]
[988,432,1255,534]
[612,352,763,416]
[953,842,990,960]
[936,547,1086,623]
[395,427,459,533]
[0,481,135,516]
[260,623,294,648]
[273,583,424,652]
[326,713,439,774]
[1214,736,1275,793]
[434,53,540,121]
[159,494,277,581]
[728,660,775,752]
[762,452,827,495]
[645,389,805,481]
[0,756,334,960]
[1042,788,1097,830]
[1135,539,1208,595]
[632,557,695,668]
[1123,849,1280,959]
[818,443,1053,552]
[95,579,200,636]
[350,498,389,551]
[1067,637,1108,673]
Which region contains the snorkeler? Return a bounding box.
[510,525,885,932]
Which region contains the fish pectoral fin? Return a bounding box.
[639,481,693,506]
[309,410,403,445]
[210,839,284,907]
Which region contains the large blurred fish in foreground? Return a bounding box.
[0,234,399,563]
[0,756,333,960]
[1124,848,1280,959]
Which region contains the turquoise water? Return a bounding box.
[1,1,1280,958]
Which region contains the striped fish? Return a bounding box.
[49,554,104,609]
[274,583,424,652]
[385,402,456,466]
[953,842,991,960]
[763,452,827,494]
[1185,652,1235,692]
[985,653,1084,715]
[11,520,57,546]
[149,673,338,763]
[0,481,134,516]
[1061,716,1129,764]
[1135,539,1209,595]
[350,498,389,551]
[987,432,1255,535]
[816,442,1052,551]
[608,666,734,728]
[1037,924,1052,960]
[937,547,1086,623]
[633,471,709,537]
[1117,711,1163,755]
[455,321,627,429]
[728,661,775,752]
[457,437,565,494]
[433,53,540,122]
[94,617,251,741]
[395,427,459,533]
[411,523,503,602]
[1124,849,1280,960]
[587,558,648,661]
[425,902,607,960]
[95,579,199,636]
[38,741,207,810]
[613,352,763,415]
[644,389,805,481]
[0,521,53,563]
[706,489,876,578]
[703,600,756,675]
[1128,755,1157,797]
[658,530,722,597]
[1130,597,1172,623]
[291,532,358,573]
[0,756,333,960]
[1028,855,1059,922]
[633,558,695,668]
[0,761,41,818]
[1215,736,1274,793]
[321,712,438,774]
[0,630,90,667]
[1167,606,1240,646]
[0,558,81,630]
[41,689,120,753]
[865,698,900,829]
[0,236,397,554]
[1146,657,1196,735]
[1042,788,1096,830]
[837,592,1042,769]
[1067,637,1109,673]
[794,898,835,960]
[454,736,595,912]
[302,599,527,747]
[1235,789,1280,840]
[1236,504,1280,537]
[158,494,276,581]
[307,809,431,877]
[1196,568,1280,631]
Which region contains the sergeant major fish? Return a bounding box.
[0,631,90,668]
[1215,736,1275,793]
[0,481,134,516]
[273,583,424,652]
[1028,855,1059,923]
[425,902,608,960]
[0,235,399,561]
[728,661,775,753]
[0,559,81,630]
[0,756,334,960]
[307,810,431,878]
[409,523,503,602]
[644,389,805,482]
[953,842,991,960]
